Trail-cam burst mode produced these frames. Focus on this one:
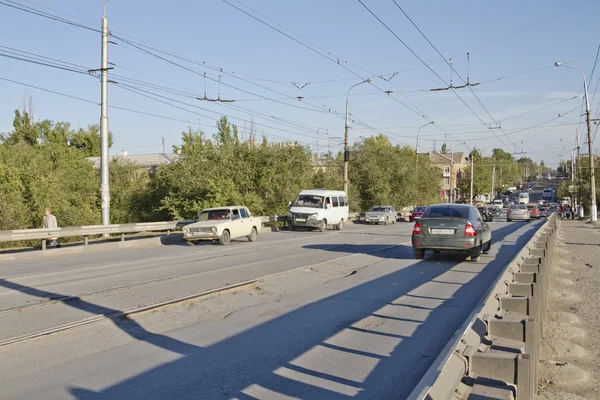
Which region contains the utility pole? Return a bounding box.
[491,165,496,199]
[450,152,455,203]
[585,98,597,221]
[343,97,349,193]
[344,79,370,193]
[555,61,596,221]
[470,155,474,205]
[162,137,166,154]
[416,121,434,176]
[100,2,110,227]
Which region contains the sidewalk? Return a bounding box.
[538,219,600,400]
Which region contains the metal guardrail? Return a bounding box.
[0,217,272,250]
[407,214,557,400]
[0,210,408,251]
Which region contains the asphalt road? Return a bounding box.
[0,216,546,400]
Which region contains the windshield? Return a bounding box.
[198,209,232,221]
[293,195,325,208]
[414,207,427,212]
[370,207,387,212]
[421,206,469,219]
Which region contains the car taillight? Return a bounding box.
[464,222,477,237]
[412,223,422,235]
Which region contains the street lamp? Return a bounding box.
[415,121,435,175]
[344,79,371,193]
[555,62,597,221]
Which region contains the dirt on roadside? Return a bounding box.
[537,219,600,400]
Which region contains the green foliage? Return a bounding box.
[0,111,99,231]
[348,135,441,211]
[69,124,114,157]
[457,148,542,197]
[150,117,315,220]
[440,143,448,154]
[1,112,446,232]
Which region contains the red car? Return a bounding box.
[526,204,540,219]
[409,206,427,222]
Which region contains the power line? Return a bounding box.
[0,0,99,32]
[389,0,515,150]
[220,0,432,122]
[356,0,507,149]
[464,0,595,55]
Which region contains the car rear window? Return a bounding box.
[422,206,469,219]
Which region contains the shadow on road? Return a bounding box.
[1,221,540,399]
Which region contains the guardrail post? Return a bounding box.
[120,233,125,242]
[41,239,46,251]
[524,318,539,396]
[84,236,89,246]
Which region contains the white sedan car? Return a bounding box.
[183,206,262,245]
[364,205,397,225]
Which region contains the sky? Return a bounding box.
[1,0,599,167]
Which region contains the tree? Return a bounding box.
[69,124,114,157]
[441,143,448,154]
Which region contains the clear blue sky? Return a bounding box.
[1,0,599,167]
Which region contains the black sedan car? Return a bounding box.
[477,206,494,222]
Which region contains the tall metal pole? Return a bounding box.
[450,152,455,204]
[470,155,474,205]
[585,90,597,221]
[491,165,496,199]
[100,3,110,226]
[343,96,349,193]
[556,62,597,221]
[343,79,370,193]
[415,121,434,176]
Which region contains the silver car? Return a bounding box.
[507,204,530,222]
[364,205,397,225]
[411,204,493,262]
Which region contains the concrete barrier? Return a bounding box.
[408,214,557,400]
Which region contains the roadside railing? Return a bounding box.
[1,210,413,253]
[408,214,556,400]
[0,217,271,251]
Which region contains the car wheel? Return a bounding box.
[319,220,327,232]
[247,227,258,242]
[219,230,231,245]
[507,218,511,222]
[527,219,531,222]
[470,242,482,262]
[482,240,491,254]
[290,224,296,231]
[414,249,425,259]
[185,240,196,246]
[337,219,344,231]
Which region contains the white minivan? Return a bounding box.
[288,189,349,231]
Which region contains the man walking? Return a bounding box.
[43,207,60,248]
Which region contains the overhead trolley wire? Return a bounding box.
[388,0,515,150]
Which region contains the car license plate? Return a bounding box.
[296,218,306,222]
[431,229,454,235]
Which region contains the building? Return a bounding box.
[86,151,181,173]
[421,151,467,203]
